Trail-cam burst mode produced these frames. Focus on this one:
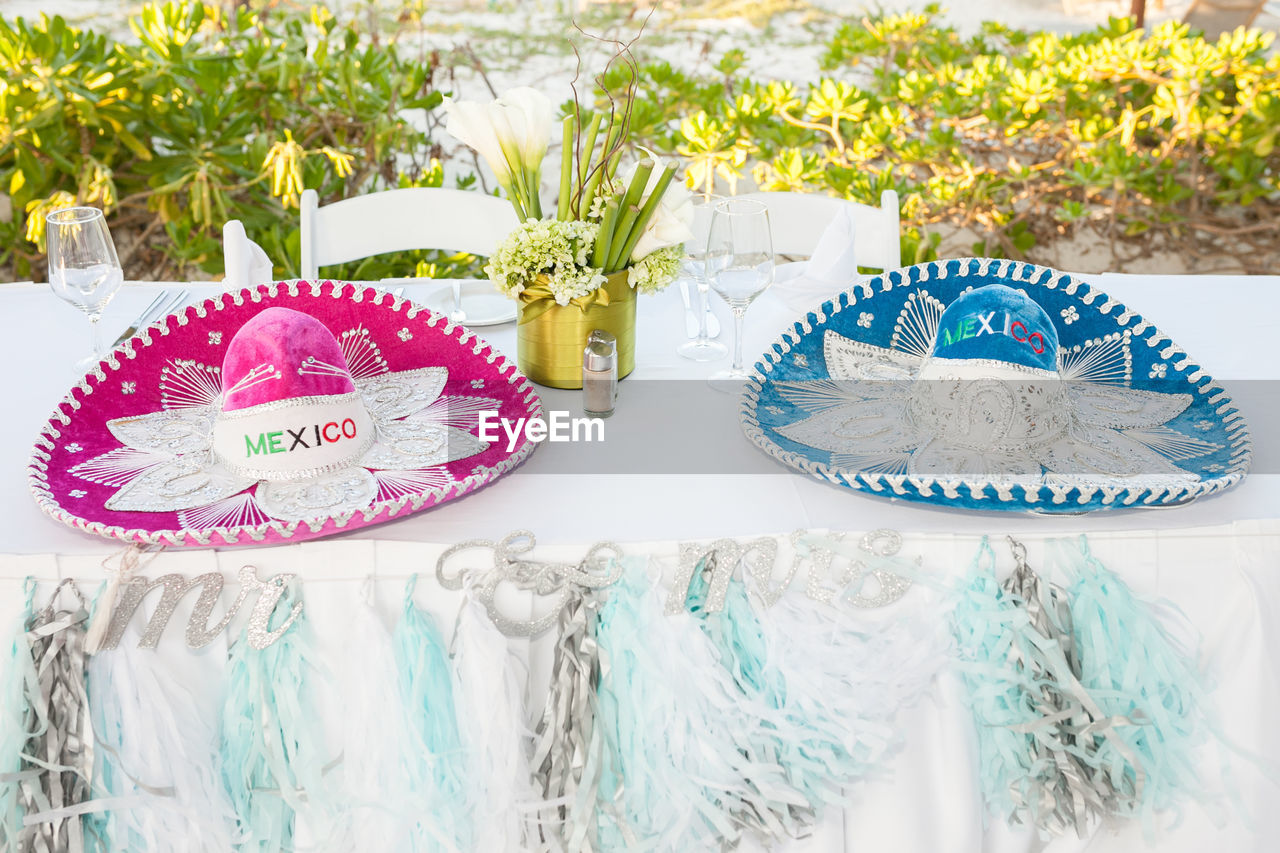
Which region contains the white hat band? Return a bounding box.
[212,392,375,482]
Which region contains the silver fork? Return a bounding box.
[111,288,189,347]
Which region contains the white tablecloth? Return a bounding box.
[2,273,1278,851]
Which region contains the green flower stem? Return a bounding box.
[599,118,623,174]
[580,116,624,220]
[576,112,604,216]
[605,146,624,187]
[524,169,543,220]
[497,134,541,220]
[579,168,606,224]
[591,197,621,268]
[604,159,654,271]
[615,162,676,267]
[499,179,528,222]
[557,115,573,221]
[606,204,642,272]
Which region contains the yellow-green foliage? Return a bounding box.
[4,2,1278,280]
[617,7,1280,264]
[0,2,469,281]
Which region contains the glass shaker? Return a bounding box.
[582,330,617,418]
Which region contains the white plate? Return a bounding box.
[420,284,516,326]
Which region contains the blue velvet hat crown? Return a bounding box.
[930,284,1059,372]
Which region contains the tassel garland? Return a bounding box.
[0,581,39,851]
[593,558,801,850]
[530,586,604,852]
[955,536,1223,838]
[0,529,1237,850]
[756,569,948,807]
[86,611,236,851]
[394,575,470,852]
[450,583,537,850]
[326,586,420,851]
[16,579,95,853]
[683,558,816,840]
[1056,536,1214,829]
[953,538,1106,835]
[220,584,331,852]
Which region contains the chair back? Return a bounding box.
[299,187,520,279]
[734,190,901,271]
[1182,0,1267,40]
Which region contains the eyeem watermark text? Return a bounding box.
[478,411,605,452]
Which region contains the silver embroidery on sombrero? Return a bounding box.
[773,317,1221,487]
[357,366,448,421]
[106,408,217,455]
[71,331,493,523]
[339,324,389,379]
[104,457,255,513]
[361,419,487,470]
[256,468,378,522]
[371,468,455,503]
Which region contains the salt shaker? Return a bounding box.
[582,330,617,418]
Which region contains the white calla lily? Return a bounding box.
[444,87,552,220]
[494,86,553,171]
[624,159,695,262]
[443,97,516,187]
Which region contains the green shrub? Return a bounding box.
[5,3,1278,281]
[0,1,479,282]
[623,6,1280,268]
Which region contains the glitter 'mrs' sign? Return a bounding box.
[95,565,302,651]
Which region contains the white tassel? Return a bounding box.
[324,589,418,852]
[450,589,537,850]
[758,582,948,803]
[86,611,236,851]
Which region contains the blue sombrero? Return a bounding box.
[740,259,1251,514]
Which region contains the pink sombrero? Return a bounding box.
[27,280,541,547]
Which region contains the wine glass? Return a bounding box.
[46,207,124,371]
[706,198,773,384]
[676,194,728,361]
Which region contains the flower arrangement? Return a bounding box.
[443,68,693,387]
[444,87,692,307]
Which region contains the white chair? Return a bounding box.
[734,190,901,271]
[298,187,519,280]
[1183,0,1269,38]
[222,219,275,289]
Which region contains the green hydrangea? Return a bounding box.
[485,218,682,304]
[484,218,604,304]
[627,245,682,294]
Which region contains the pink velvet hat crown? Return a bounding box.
[28,281,542,548]
[221,307,358,410]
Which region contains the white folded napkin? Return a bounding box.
[244,238,274,286]
[223,219,276,289]
[776,205,859,313]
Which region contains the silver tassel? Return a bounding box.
[18,579,94,853]
[531,588,603,852]
[1000,538,1145,836]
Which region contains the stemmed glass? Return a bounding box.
[676,194,728,361]
[46,207,124,371]
[706,198,773,384]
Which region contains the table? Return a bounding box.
[2,273,1278,852]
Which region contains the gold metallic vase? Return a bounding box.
[516,270,635,389]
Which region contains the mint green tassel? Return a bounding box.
[394,575,469,851]
[220,584,330,851]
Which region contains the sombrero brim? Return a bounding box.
[28,280,541,547]
[740,258,1251,514]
